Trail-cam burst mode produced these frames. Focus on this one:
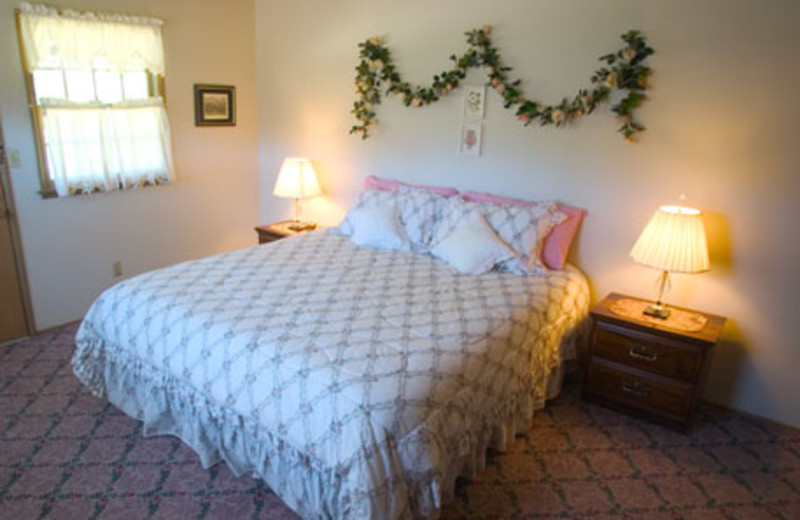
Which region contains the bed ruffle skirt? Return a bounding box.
[73,321,585,520]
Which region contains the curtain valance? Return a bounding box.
[18,2,165,74]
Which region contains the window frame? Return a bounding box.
[14,9,168,199]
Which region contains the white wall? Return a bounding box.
[256,0,800,426]
[0,0,259,330]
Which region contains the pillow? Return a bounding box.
[337,188,448,251]
[432,197,565,274]
[541,205,586,270]
[364,175,459,198]
[431,211,517,274]
[348,204,408,250]
[461,191,586,270]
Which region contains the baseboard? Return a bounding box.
[700,399,800,432]
[35,319,81,336]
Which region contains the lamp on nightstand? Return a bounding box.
[630,203,709,319]
[273,157,322,231]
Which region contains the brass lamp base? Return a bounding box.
[642,270,672,320]
[643,303,671,320]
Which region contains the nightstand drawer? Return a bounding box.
[585,360,693,422]
[256,229,284,244]
[592,324,703,382]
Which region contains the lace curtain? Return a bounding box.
[18,3,174,197]
[41,100,173,196]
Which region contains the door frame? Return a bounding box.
[0,115,35,339]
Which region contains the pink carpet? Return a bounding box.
[1,325,799,519]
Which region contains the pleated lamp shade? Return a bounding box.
[273,158,322,199]
[630,205,710,273]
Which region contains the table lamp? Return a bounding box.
[273,157,322,231]
[630,204,709,319]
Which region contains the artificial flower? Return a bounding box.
[605,72,618,88]
[482,25,492,35]
[396,92,407,103]
[551,109,564,123]
[622,47,636,62]
[411,97,423,107]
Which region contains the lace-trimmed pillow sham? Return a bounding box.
[431,197,566,274]
[336,188,448,251]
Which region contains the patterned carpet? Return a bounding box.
[1,326,799,519]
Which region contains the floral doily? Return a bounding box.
[610,299,708,333]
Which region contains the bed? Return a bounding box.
[73,230,589,519]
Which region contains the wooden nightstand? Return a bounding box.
[583,292,726,431]
[254,221,318,244]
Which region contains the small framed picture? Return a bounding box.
[463,85,486,119]
[459,123,482,156]
[194,84,236,126]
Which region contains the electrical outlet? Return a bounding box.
[113,261,123,277]
[8,149,21,169]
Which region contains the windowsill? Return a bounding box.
[38,179,174,200]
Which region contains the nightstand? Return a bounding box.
[254,220,318,244]
[583,292,726,431]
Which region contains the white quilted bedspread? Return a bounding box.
[73,232,589,519]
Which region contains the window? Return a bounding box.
[16,3,174,198]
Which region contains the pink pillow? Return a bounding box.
[460,191,586,270]
[364,175,459,198]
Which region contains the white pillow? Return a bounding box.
[431,211,517,274]
[348,204,408,250]
[336,188,448,252]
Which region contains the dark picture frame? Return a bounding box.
[194,84,236,126]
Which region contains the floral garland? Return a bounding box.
[350,27,654,143]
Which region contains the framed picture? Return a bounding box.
[459,123,482,156]
[194,84,236,126]
[463,85,486,119]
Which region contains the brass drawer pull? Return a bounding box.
[629,345,659,362]
[621,379,652,398]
